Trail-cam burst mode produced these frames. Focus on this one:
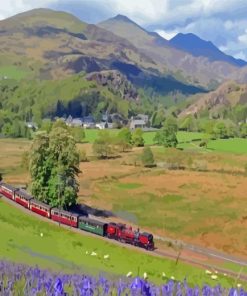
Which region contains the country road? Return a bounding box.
[1,193,247,282]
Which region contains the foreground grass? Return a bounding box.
[0,199,242,288]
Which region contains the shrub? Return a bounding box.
[141,147,155,167]
[79,149,88,162]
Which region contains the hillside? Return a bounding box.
[0,72,140,127]
[0,8,209,98]
[2,7,247,122]
[179,81,247,117]
[0,9,156,79]
[99,16,241,88]
[170,33,247,67]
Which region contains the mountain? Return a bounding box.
[99,14,170,48]
[0,9,159,79]
[0,8,206,97]
[99,16,241,88]
[170,33,247,67]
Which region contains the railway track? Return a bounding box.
[1,194,247,282]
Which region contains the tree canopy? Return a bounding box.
[29,124,80,209]
[93,130,115,159]
[132,128,144,147]
[116,127,132,152]
[154,117,178,147]
[141,146,155,167]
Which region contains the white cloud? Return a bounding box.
[155,29,178,40]
[234,51,247,60]
[0,0,56,20]
[238,29,247,45]
[113,0,169,24]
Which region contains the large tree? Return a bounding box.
[212,122,228,139]
[30,124,80,209]
[154,117,178,147]
[132,128,144,147]
[116,127,132,152]
[93,130,115,159]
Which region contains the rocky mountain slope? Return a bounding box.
[179,81,247,117]
[0,8,207,96]
[1,8,247,102]
[99,15,246,88]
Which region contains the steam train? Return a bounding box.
[0,182,154,250]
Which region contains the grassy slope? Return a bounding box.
[0,198,240,287]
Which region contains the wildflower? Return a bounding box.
[85,251,89,255]
[126,271,132,278]
[237,284,242,288]
[91,252,97,256]
[224,273,227,276]
[131,277,143,290]
[103,254,109,259]
[143,272,148,280]
[54,278,64,295]
[211,275,218,280]
[205,270,212,275]
[171,276,175,280]
[162,272,166,279]
[40,233,43,237]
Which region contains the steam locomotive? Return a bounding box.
[0,182,154,250]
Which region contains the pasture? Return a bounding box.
[207,138,247,154]
[1,135,247,263]
[0,66,28,80]
[83,129,208,145]
[83,129,247,154]
[0,199,239,287]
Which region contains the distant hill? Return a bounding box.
[179,81,247,118]
[170,33,247,67]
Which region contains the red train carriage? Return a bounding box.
[0,182,16,200]
[30,199,53,218]
[51,208,79,228]
[14,189,33,209]
[106,223,123,239]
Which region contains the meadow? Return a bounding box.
[0,198,240,288]
[0,133,247,283]
[84,129,247,154]
[0,65,29,80]
[207,138,247,154]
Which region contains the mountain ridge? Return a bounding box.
[170,33,247,67]
[99,15,244,87]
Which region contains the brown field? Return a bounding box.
[1,138,247,260]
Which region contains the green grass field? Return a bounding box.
[0,198,242,288]
[72,129,247,154]
[207,138,247,154]
[0,66,28,80]
[84,129,208,146]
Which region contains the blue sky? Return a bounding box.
[1,0,247,60]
